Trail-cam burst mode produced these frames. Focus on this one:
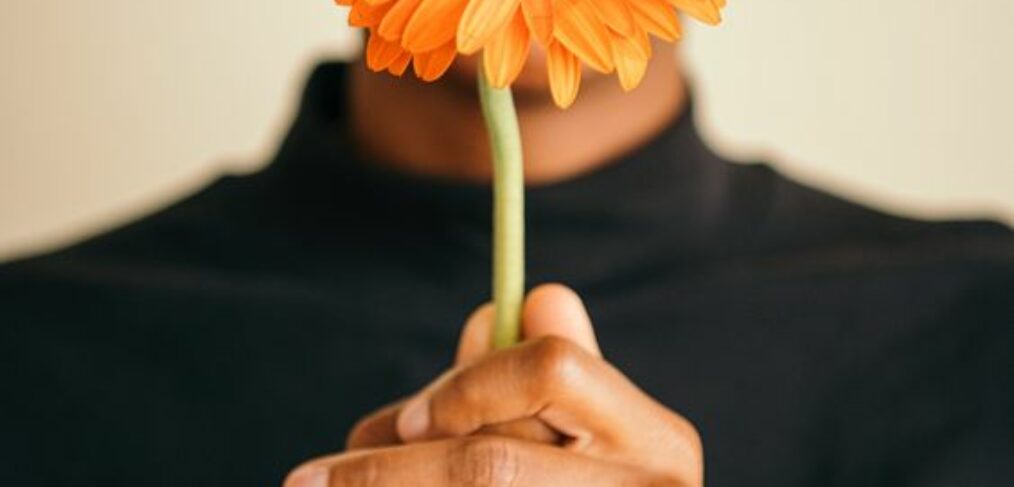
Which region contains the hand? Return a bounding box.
[284,284,703,487]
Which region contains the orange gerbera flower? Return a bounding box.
[335,0,727,107]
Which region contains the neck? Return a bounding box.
[348,48,686,185]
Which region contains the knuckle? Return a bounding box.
[447,436,521,487]
[445,370,486,408]
[527,336,586,389]
[431,373,485,434]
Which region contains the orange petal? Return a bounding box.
[348,0,392,27]
[377,0,424,41]
[366,30,406,71]
[632,22,652,59]
[458,0,522,55]
[553,0,615,74]
[335,0,354,7]
[413,40,458,81]
[483,11,531,88]
[590,0,635,37]
[628,0,682,42]
[610,28,649,91]
[521,0,554,46]
[546,41,582,108]
[668,0,721,26]
[402,0,469,53]
[388,51,414,76]
[363,0,394,6]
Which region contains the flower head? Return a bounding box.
[337,0,726,108]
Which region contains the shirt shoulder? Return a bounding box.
[0,169,291,297]
[719,161,1014,265]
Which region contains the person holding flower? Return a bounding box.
[2,1,1013,485]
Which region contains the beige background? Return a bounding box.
[1,1,1012,261]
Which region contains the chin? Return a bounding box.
[442,44,611,105]
[445,44,553,98]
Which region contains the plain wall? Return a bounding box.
[1,1,1012,261]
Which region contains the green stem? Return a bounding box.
[477,65,525,350]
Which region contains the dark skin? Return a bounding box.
[348,40,687,184]
[286,47,701,486]
[286,285,703,487]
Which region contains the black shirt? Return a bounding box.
[3,62,1013,486]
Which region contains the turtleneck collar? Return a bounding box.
[270,62,741,286]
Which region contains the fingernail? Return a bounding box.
[285,466,328,487]
[397,398,430,441]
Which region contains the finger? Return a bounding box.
[458,297,561,445]
[346,401,404,450]
[450,285,596,445]
[455,302,494,366]
[397,336,702,479]
[285,436,673,487]
[347,401,564,450]
[393,379,563,446]
[523,283,602,357]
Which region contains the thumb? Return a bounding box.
[454,284,601,366]
[522,283,602,357]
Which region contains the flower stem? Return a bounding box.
[478,65,524,350]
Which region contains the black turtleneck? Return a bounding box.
[2,63,1013,486]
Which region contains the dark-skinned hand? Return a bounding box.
[285,284,703,487]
